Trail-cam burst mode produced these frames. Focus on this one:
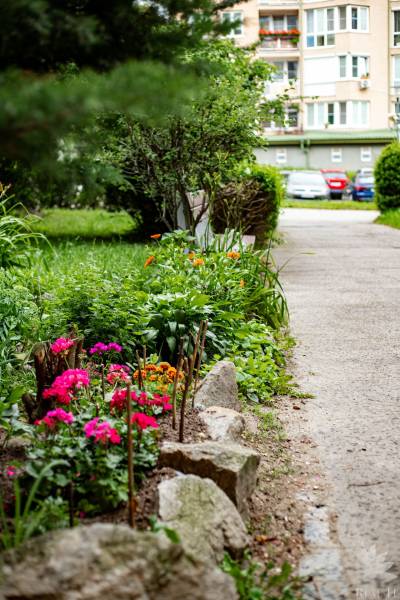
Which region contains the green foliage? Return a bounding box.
[0,187,46,268]
[221,552,303,600]
[248,165,283,236]
[30,209,137,240]
[375,142,400,212]
[282,199,377,210]
[109,41,284,233]
[376,208,400,229]
[0,460,68,550]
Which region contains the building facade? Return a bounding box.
[223,0,400,169]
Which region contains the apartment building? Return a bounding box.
[223,0,399,169]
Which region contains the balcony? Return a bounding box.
[258,0,299,7]
[258,30,300,55]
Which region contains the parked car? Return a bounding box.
[349,173,375,201]
[320,169,350,200]
[286,171,330,200]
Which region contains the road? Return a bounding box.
[274,208,400,598]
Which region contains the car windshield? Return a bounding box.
[289,173,324,185]
[325,172,347,179]
[359,176,374,185]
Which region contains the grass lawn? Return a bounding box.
[29,208,137,239]
[282,199,377,210]
[375,209,400,229]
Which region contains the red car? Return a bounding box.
[320,169,350,199]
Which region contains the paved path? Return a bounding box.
[274,209,400,597]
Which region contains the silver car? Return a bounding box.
[286,171,330,200]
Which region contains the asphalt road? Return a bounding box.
[274,208,400,597]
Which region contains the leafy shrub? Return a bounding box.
[211,165,283,245]
[375,142,400,212]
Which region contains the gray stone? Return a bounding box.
[199,406,245,442]
[195,360,240,411]
[0,524,237,600]
[159,441,260,516]
[158,474,249,563]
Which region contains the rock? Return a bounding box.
[199,406,245,442]
[195,361,240,411]
[159,441,260,516]
[158,474,249,563]
[0,524,238,600]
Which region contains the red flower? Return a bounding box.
[131,412,159,430]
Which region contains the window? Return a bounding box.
[360,147,372,162]
[339,56,347,78]
[306,103,326,128]
[350,6,368,31]
[339,101,347,125]
[287,15,298,29]
[394,56,400,88]
[287,61,298,80]
[275,149,287,164]
[271,61,284,81]
[259,14,298,31]
[273,16,284,30]
[222,11,243,36]
[339,6,347,30]
[394,11,400,46]
[331,148,342,163]
[327,103,335,125]
[287,106,299,128]
[306,8,336,47]
[352,101,369,126]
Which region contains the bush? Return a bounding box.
[375,142,400,212]
[211,165,283,245]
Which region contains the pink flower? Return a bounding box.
[43,369,90,405]
[106,364,131,385]
[39,408,74,429]
[50,337,74,354]
[84,418,121,445]
[6,466,16,477]
[110,388,140,413]
[89,342,122,356]
[131,412,159,430]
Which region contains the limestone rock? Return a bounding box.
[158,474,249,563]
[195,361,240,411]
[199,406,245,442]
[159,441,260,516]
[0,524,237,600]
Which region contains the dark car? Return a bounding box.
[350,173,375,201]
[320,169,350,199]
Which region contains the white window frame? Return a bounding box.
[306,8,336,48]
[270,60,299,83]
[394,10,400,47]
[351,100,369,127]
[306,101,368,129]
[331,148,343,163]
[393,55,400,88]
[360,147,372,163]
[275,148,287,164]
[337,55,369,80]
[259,14,298,32]
[349,5,369,32]
[222,11,243,36]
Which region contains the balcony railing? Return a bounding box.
[259,31,300,51]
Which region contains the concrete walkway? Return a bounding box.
[274,208,400,598]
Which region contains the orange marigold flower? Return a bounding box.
[150,233,161,239]
[159,362,171,371]
[192,258,205,267]
[227,251,240,260]
[145,364,158,372]
[188,252,196,261]
[144,255,155,268]
[239,279,245,288]
[133,369,147,380]
[149,374,158,381]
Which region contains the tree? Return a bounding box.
[107,41,286,233]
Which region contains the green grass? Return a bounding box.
[29,208,137,239]
[282,199,377,210]
[376,209,400,229]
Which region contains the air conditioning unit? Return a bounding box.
[359,79,370,89]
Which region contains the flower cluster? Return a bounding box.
[106,364,131,385]
[131,412,159,430]
[43,369,90,405]
[50,337,74,354]
[133,362,183,390]
[259,28,300,36]
[89,342,122,356]
[110,388,172,414]
[35,408,74,429]
[227,251,240,260]
[84,418,121,445]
